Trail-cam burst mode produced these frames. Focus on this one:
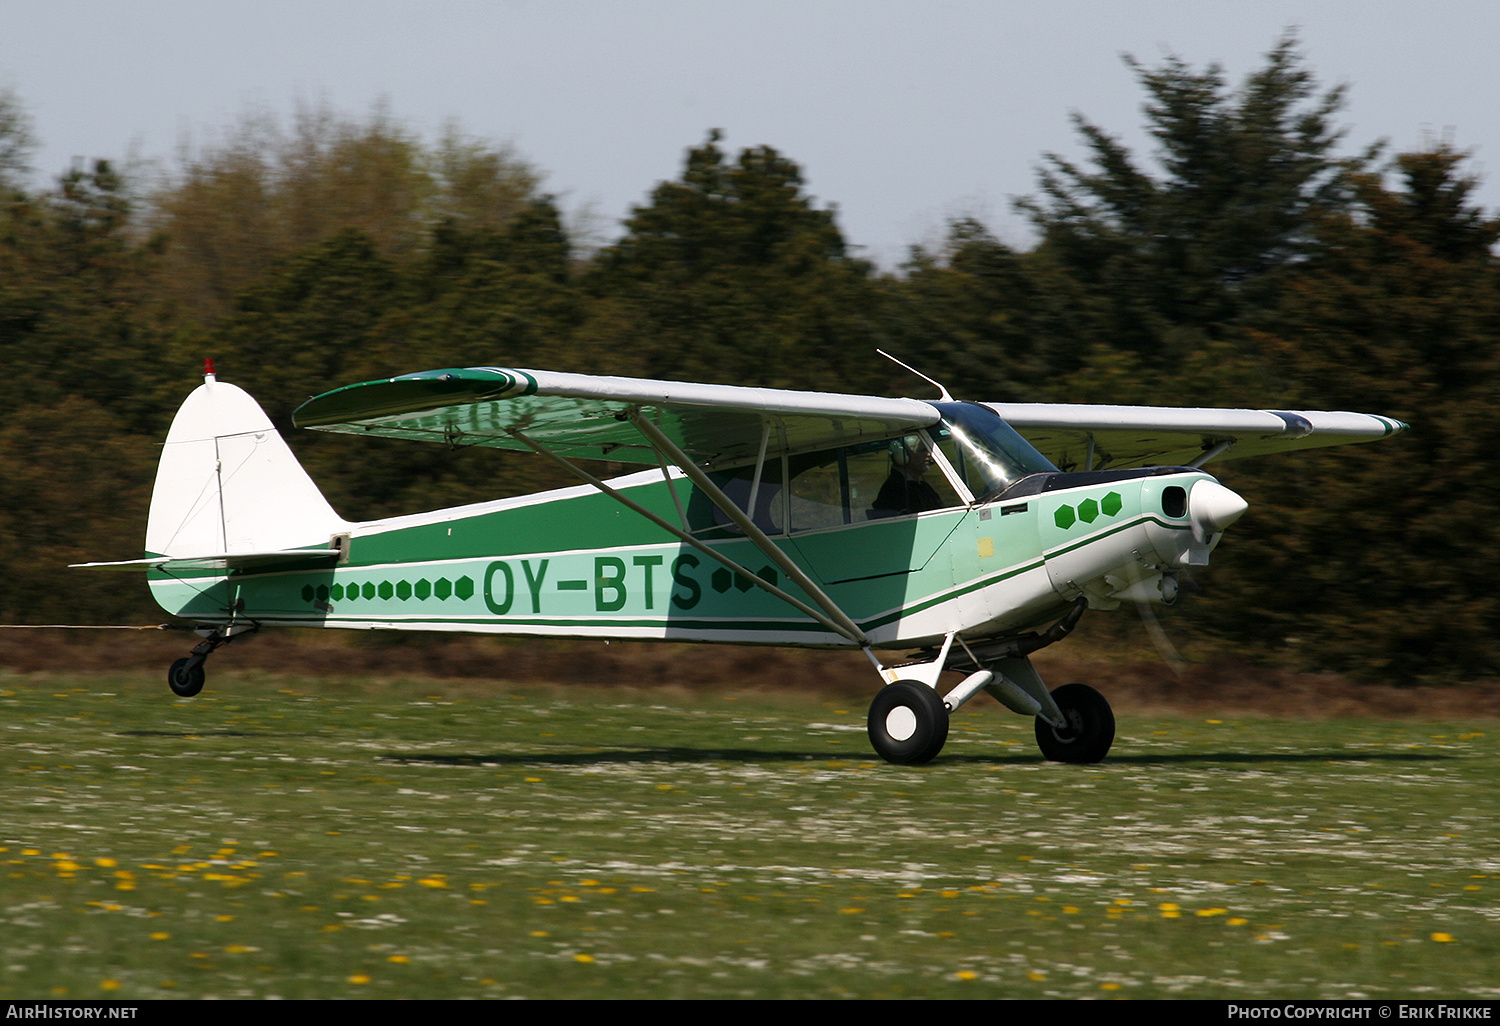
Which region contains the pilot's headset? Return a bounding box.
[889,434,925,468]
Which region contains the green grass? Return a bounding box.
[1,668,1498,999]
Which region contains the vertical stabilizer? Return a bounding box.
[145,376,349,557]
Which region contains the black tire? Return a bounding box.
[867,680,949,765]
[168,657,205,698]
[1035,682,1114,763]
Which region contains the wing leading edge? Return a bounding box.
[293,367,940,469]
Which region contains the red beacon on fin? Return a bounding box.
[203,358,216,383]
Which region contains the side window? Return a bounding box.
[786,454,845,532]
[788,438,961,532]
[688,461,785,534]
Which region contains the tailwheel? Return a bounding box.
[1035,682,1114,763]
[867,680,949,765]
[168,657,206,698]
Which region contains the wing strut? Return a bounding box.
[505,427,869,647]
[1188,440,1234,468]
[628,411,871,647]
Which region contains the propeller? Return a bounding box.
[1130,478,1247,675]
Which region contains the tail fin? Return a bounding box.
[146,373,349,558]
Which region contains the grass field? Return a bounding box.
[2,667,1498,1000]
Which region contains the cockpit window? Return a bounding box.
[929,402,1057,502]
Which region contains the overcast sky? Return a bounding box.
[4,1,1497,268]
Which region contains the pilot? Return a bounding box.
[872,436,943,517]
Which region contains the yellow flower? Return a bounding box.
[348,974,371,984]
[1431,932,1456,943]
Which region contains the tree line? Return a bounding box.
[3,36,1495,684]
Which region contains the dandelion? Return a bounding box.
[1431,933,1455,943]
[348,973,371,984]
[955,970,978,981]
[574,954,596,964]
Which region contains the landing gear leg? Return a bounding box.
[166,623,258,698]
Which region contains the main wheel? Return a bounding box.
[1035,682,1114,763]
[867,680,949,765]
[168,657,205,698]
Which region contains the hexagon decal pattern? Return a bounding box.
[303,576,476,606]
[1053,491,1124,532]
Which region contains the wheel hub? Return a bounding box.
[884,706,918,742]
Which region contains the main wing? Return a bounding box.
[294,366,1406,473]
[986,402,1408,471]
[294,367,939,468]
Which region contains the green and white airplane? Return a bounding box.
[80,361,1407,765]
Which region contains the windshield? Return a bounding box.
[929,402,1057,501]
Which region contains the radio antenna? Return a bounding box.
[877,349,953,402]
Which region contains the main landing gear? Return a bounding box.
[863,599,1115,766]
[867,680,950,765]
[166,623,258,698]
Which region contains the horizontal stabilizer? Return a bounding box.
[73,548,342,573]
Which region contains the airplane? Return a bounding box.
[78,359,1408,765]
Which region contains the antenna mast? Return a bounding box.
[877,349,953,402]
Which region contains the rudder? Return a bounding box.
[145,372,349,558]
